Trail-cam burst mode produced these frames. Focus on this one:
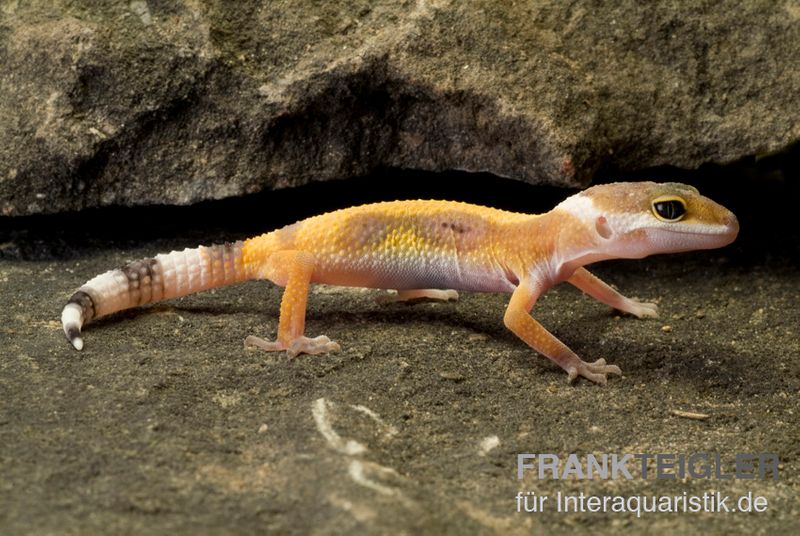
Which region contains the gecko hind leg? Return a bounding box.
[245,250,341,358]
[376,289,459,305]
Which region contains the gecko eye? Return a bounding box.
[651,197,687,222]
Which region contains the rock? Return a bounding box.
[1,1,798,216]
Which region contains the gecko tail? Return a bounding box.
[61,299,86,350]
[61,241,251,350]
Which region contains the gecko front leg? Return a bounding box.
[376,289,459,305]
[245,250,341,358]
[503,278,621,384]
[568,267,658,318]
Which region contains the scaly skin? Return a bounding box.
[62,182,739,384]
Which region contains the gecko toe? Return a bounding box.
[568,358,622,385]
[287,335,341,358]
[244,335,285,352]
[636,302,659,318]
[625,299,659,318]
[375,291,400,305]
[376,289,459,305]
[246,334,340,358]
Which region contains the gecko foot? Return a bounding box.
[288,335,341,358]
[619,298,659,318]
[244,334,341,359]
[376,289,459,305]
[566,358,622,385]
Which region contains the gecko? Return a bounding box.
[61,181,738,384]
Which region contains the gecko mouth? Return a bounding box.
[653,222,739,252]
[669,228,735,236]
[666,214,739,238]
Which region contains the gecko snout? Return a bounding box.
[720,211,739,245]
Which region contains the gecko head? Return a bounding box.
[555,182,739,259]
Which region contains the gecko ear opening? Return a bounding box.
[595,216,613,240]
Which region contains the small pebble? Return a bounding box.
[439,371,465,382]
[661,325,673,333]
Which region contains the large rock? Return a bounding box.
[1,1,798,216]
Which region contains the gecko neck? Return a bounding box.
[507,210,615,283]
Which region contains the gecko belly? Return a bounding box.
[311,255,517,293]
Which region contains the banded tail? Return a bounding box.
[61,241,251,350]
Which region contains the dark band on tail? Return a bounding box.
[120,258,163,306]
[67,290,96,322]
[66,324,82,342]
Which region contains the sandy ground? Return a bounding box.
[1,168,798,534]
